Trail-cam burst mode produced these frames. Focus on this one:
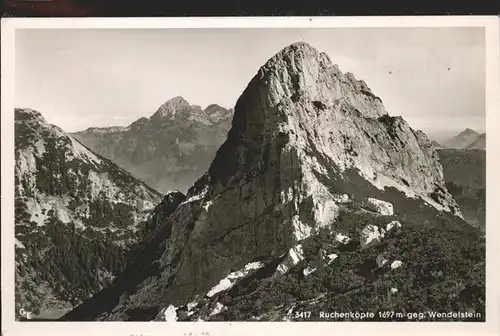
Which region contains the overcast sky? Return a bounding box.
[15,27,485,138]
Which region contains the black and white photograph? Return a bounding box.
[1,16,499,336]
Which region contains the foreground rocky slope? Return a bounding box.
[71,99,233,193]
[437,148,486,230]
[62,42,483,322]
[14,108,163,318]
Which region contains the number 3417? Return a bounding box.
[294,311,312,319]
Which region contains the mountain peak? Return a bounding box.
[150,96,191,120]
[231,42,386,140]
[462,128,478,135]
[204,104,226,115]
[275,41,322,58]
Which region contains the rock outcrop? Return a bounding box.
[363,198,394,216]
[62,42,477,322]
[360,224,386,249]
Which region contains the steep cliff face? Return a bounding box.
[14,108,162,318]
[71,98,234,193]
[62,43,482,322]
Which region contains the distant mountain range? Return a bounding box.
[71,97,234,194]
[428,130,486,230]
[14,108,162,319]
[438,128,486,150]
[466,133,486,149]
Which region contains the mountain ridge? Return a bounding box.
[442,128,484,149]
[71,98,234,193]
[14,108,163,318]
[467,133,486,150]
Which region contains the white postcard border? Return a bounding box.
[1,16,499,336]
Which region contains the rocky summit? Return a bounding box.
[61,42,484,322]
[71,97,234,194]
[14,108,162,319]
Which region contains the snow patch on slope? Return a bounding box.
[161,305,177,321]
[369,173,456,215]
[206,261,264,298]
[209,302,226,316]
[182,185,209,205]
[370,173,418,199]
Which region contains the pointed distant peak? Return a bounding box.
[461,128,479,135]
[161,96,190,109]
[151,96,191,120]
[204,104,232,123]
[205,103,223,110]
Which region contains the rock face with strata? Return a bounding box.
[62,42,467,322]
